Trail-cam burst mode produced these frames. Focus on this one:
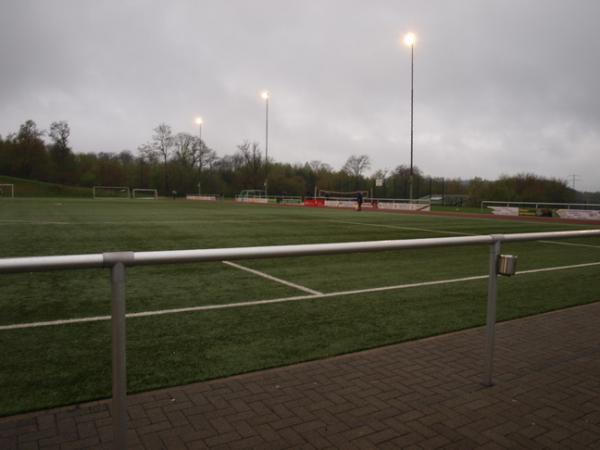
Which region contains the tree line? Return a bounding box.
[1,119,591,205]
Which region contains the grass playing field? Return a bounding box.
[1,197,600,416]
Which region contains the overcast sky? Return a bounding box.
[1,0,599,191]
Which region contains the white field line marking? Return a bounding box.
[0,315,112,330]
[0,220,73,225]
[330,219,473,236]
[332,219,600,250]
[0,218,316,226]
[538,240,600,249]
[517,261,600,274]
[333,210,588,228]
[2,260,599,332]
[222,260,322,295]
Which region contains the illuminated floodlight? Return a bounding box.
[403,32,416,47]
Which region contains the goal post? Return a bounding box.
[92,186,131,199]
[0,184,14,198]
[132,188,158,199]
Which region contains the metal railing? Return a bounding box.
[2,229,600,448]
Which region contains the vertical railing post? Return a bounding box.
[111,261,127,449]
[483,237,502,386]
[105,252,134,449]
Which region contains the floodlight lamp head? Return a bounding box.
[261,91,270,100]
[195,117,203,125]
[403,32,416,47]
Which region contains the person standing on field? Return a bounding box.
[356,191,363,211]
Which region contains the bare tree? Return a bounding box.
[173,132,197,167]
[202,148,218,170]
[137,143,159,164]
[173,132,217,173]
[195,138,217,172]
[237,141,262,170]
[372,169,389,180]
[152,123,174,192]
[49,121,70,150]
[236,140,263,187]
[342,154,371,177]
[393,164,421,178]
[308,160,333,173]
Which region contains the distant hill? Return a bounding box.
[0,175,92,198]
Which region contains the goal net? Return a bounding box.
[132,188,158,199]
[0,184,14,198]
[317,189,368,199]
[235,189,268,203]
[93,186,131,199]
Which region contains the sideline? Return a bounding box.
[0,218,314,226]
[333,219,600,249]
[538,240,600,250]
[330,219,472,236]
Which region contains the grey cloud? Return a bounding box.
[0,0,599,190]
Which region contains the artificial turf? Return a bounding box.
[1,198,599,416]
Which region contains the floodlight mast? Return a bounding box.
[403,32,416,203]
[195,117,203,195]
[261,91,270,196]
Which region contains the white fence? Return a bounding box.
[186,194,220,201]
[481,200,600,210]
[233,195,432,211]
[482,201,600,221]
[1,229,600,448]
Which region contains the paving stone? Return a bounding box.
[1,302,599,449]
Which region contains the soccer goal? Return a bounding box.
[132,188,158,199]
[93,186,131,199]
[0,184,14,198]
[318,189,369,199]
[317,189,369,209]
[235,189,268,204]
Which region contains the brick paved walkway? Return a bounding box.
[2,302,600,449]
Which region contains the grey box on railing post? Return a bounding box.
[497,255,518,276]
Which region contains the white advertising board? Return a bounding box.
[490,206,519,216]
[555,209,600,221]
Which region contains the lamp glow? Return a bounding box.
[403,32,416,47]
[261,91,270,100]
[194,117,203,125]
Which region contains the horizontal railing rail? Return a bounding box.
[3,230,599,273]
[2,228,600,449]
